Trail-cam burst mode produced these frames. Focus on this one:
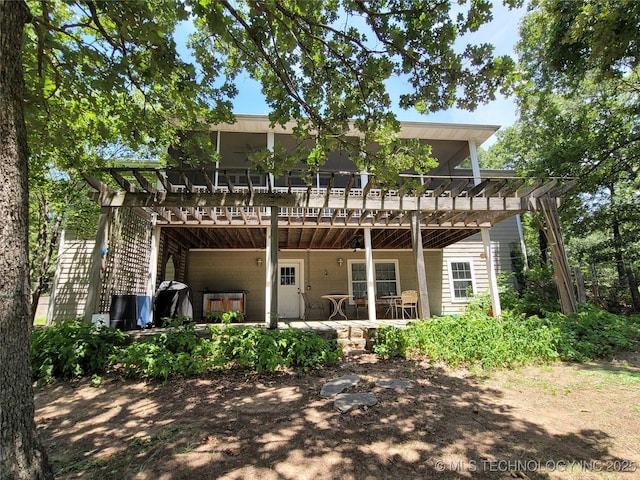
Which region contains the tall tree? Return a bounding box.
[0,2,54,478]
[491,0,640,310]
[2,1,521,476]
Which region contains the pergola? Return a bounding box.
[82,163,577,326]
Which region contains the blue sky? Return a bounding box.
[176,3,525,146]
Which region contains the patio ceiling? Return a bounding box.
[83,167,574,250]
[163,225,480,250]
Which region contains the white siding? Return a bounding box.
[441,216,522,315]
[48,235,95,322]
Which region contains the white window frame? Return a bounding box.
[447,258,476,302]
[347,259,400,304]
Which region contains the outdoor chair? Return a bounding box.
[300,292,326,320]
[354,297,367,319]
[395,290,418,319]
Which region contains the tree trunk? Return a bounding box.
[0,1,54,478]
[609,183,640,311]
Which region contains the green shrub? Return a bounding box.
[500,267,561,317]
[373,326,408,359]
[373,305,639,368]
[544,305,640,361]
[31,319,126,382]
[276,329,342,372]
[111,325,341,379]
[217,326,341,373]
[405,312,560,368]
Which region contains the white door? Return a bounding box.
[278,262,302,319]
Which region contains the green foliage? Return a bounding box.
[31,320,126,382]
[544,305,640,361]
[500,2,640,313]
[32,321,341,381]
[217,327,341,373]
[500,267,561,317]
[372,326,409,360]
[205,310,244,324]
[374,306,639,368]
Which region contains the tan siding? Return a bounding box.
[187,249,444,320]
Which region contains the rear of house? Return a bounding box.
[48,116,550,326]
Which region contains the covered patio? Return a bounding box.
[79,165,576,328]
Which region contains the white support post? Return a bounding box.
[265,224,273,326]
[214,130,221,188]
[266,206,279,328]
[411,212,431,318]
[146,218,161,326]
[470,140,502,316]
[267,132,275,190]
[364,228,377,320]
[84,207,111,323]
[481,229,502,317]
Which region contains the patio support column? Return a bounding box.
[410,212,431,318]
[481,229,502,317]
[363,228,377,320]
[265,206,279,328]
[146,218,160,325]
[470,140,502,317]
[84,207,111,323]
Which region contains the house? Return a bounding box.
[47,115,575,327]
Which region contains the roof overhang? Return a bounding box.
[212,114,499,145]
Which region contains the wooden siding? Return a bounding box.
[48,234,95,322]
[187,249,444,321]
[441,216,521,315]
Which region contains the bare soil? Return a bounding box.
[35,351,640,480]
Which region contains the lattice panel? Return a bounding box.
[98,208,152,312]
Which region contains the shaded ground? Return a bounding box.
[35,351,640,479]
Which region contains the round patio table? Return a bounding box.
[321,294,351,320]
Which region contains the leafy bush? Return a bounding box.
[32,320,341,381]
[544,305,640,361]
[31,319,126,382]
[217,326,341,373]
[375,312,560,368]
[373,306,639,368]
[500,267,561,317]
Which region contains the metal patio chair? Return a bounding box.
[300,292,326,320]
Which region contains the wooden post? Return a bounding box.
[536,196,578,314]
[84,207,111,323]
[573,266,587,304]
[589,264,600,306]
[266,206,279,328]
[469,140,501,317]
[147,220,161,325]
[363,228,377,321]
[481,228,502,317]
[410,212,430,318]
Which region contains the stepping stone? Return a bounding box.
[320,374,361,398]
[375,379,413,390]
[334,392,378,413]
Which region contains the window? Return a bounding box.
[280,266,296,286]
[349,261,399,301]
[448,259,475,300]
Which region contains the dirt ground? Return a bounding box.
[35,350,640,480]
